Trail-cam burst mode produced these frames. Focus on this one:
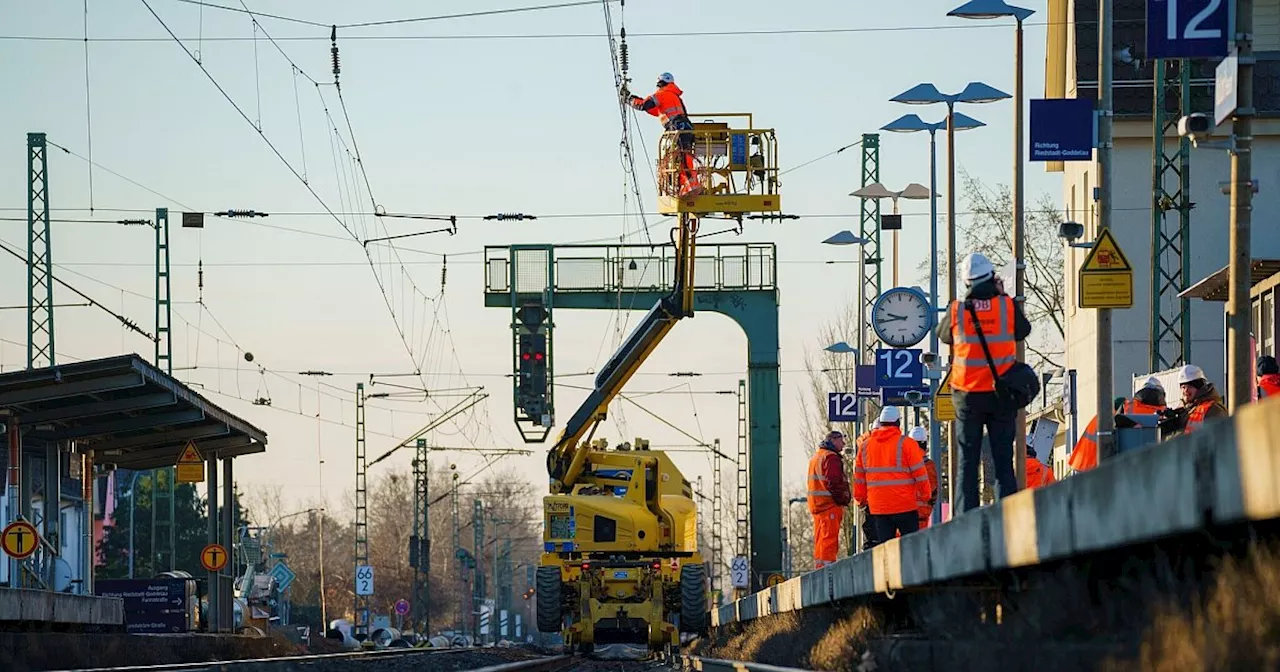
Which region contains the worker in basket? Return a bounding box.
[624,72,704,198]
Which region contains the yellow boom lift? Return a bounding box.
[536,114,780,653]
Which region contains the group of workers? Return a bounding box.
[805,249,1278,567]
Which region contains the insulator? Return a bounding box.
[330,25,340,79]
[619,40,629,73]
[441,255,448,288]
[198,259,204,291]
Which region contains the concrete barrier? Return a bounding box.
[0,588,124,627]
[711,396,1280,628]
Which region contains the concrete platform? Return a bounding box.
[0,589,123,628]
[713,395,1280,627]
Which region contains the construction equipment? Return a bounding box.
[537,113,780,653]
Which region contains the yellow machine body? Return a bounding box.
[655,113,781,215]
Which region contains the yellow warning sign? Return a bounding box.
[934,368,956,422]
[201,543,228,572]
[766,573,785,587]
[1078,228,1133,309]
[176,440,205,484]
[1,520,40,560]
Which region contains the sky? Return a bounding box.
[0,0,1062,519]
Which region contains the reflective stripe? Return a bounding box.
[866,478,918,487]
[808,489,832,496]
[956,297,1014,345]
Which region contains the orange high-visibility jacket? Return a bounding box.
[807,447,850,514]
[1069,398,1166,472]
[631,83,688,127]
[916,458,939,526]
[1025,457,1056,489]
[949,296,1017,393]
[1259,373,1280,398]
[853,427,931,516]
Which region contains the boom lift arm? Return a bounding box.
[546,212,699,493]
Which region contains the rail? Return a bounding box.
[66,650,572,672]
[680,655,810,672]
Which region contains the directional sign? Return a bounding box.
[827,392,859,422]
[1030,98,1095,162]
[200,543,228,572]
[1147,0,1231,60]
[1,520,40,560]
[394,598,410,616]
[766,573,785,587]
[355,564,375,596]
[729,556,749,589]
[934,368,956,422]
[96,578,190,634]
[1078,228,1134,309]
[268,560,297,592]
[875,348,923,387]
[1215,51,1239,126]
[176,440,205,484]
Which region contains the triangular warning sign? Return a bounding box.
[178,441,203,464]
[1080,228,1132,272]
[936,368,953,397]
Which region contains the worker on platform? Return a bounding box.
[1158,365,1229,435]
[1258,356,1280,399]
[937,253,1032,513]
[807,429,852,568]
[908,426,939,529]
[1069,378,1166,472]
[853,408,931,545]
[1024,433,1056,489]
[625,72,704,197]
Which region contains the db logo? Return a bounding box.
[971,299,992,311]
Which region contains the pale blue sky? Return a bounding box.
[0,0,1060,510]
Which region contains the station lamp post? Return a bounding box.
[880,111,984,523]
[849,182,931,287]
[947,0,1035,488]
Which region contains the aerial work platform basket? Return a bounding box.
[656,112,780,216]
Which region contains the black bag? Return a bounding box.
[964,300,1040,409]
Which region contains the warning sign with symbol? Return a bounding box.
[934,368,956,422]
[766,573,785,587]
[201,543,228,572]
[176,441,205,484]
[1,520,41,560]
[1078,228,1134,309]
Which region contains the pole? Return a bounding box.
[127,471,141,579]
[1228,0,1254,412]
[1096,0,1116,461]
[928,128,943,525]
[317,508,327,632]
[945,104,959,515]
[1012,17,1028,490]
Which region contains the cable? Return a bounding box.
[167,0,329,28]
[2,18,1103,43]
[341,0,617,29]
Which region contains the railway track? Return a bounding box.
[57,647,568,672]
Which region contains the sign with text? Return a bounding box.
[1147,0,1231,60]
[175,441,205,484]
[1030,98,1095,162]
[97,578,190,634]
[1078,228,1134,309]
[1216,51,1239,126]
[827,392,859,423]
[934,368,956,422]
[355,564,375,596]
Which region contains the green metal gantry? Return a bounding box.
[1150,60,1194,371]
[152,207,176,574]
[410,439,430,635]
[859,133,882,364]
[483,243,782,591]
[472,498,486,643]
[354,383,370,636]
[27,132,53,370]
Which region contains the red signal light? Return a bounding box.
[581,562,591,570]
[534,352,544,361]
[522,353,531,360]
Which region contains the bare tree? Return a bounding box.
[797,301,864,453]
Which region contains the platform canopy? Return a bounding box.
[1180,259,1280,302]
[0,355,267,470]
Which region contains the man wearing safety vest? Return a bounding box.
[908,426,939,529]
[1158,365,1228,436]
[806,430,852,568]
[1258,356,1280,399]
[1069,377,1166,472]
[625,72,704,197]
[937,252,1032,513]
[853,408,931,545]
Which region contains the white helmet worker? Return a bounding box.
[908,426,927,443]
[1177,365,1207,385]
[657,72,675,85]
[1140,376,1165,391]
[877,406,901,424]
[962,252,995,286]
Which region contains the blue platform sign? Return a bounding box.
[855,364,880,395]
[1147,0,1231,60]
[874,348,923,388]
[1030,98,1095,162]
[97,578,190,634]
[827,392,859,422]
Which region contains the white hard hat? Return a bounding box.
[1177,365,1207,385]
[658,72,675,84]
[877,406,901,424]
[1140,376,1164,391]
[962,253,995,285]
[908,426,927,443]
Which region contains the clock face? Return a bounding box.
[872,289,932,347]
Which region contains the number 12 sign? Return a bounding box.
[1147,0,1230,60]
[875,348,923,388]
[827,392,858,422]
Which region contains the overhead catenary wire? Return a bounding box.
[166,0,616,30]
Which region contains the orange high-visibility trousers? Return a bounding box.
[812,507,844,568]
